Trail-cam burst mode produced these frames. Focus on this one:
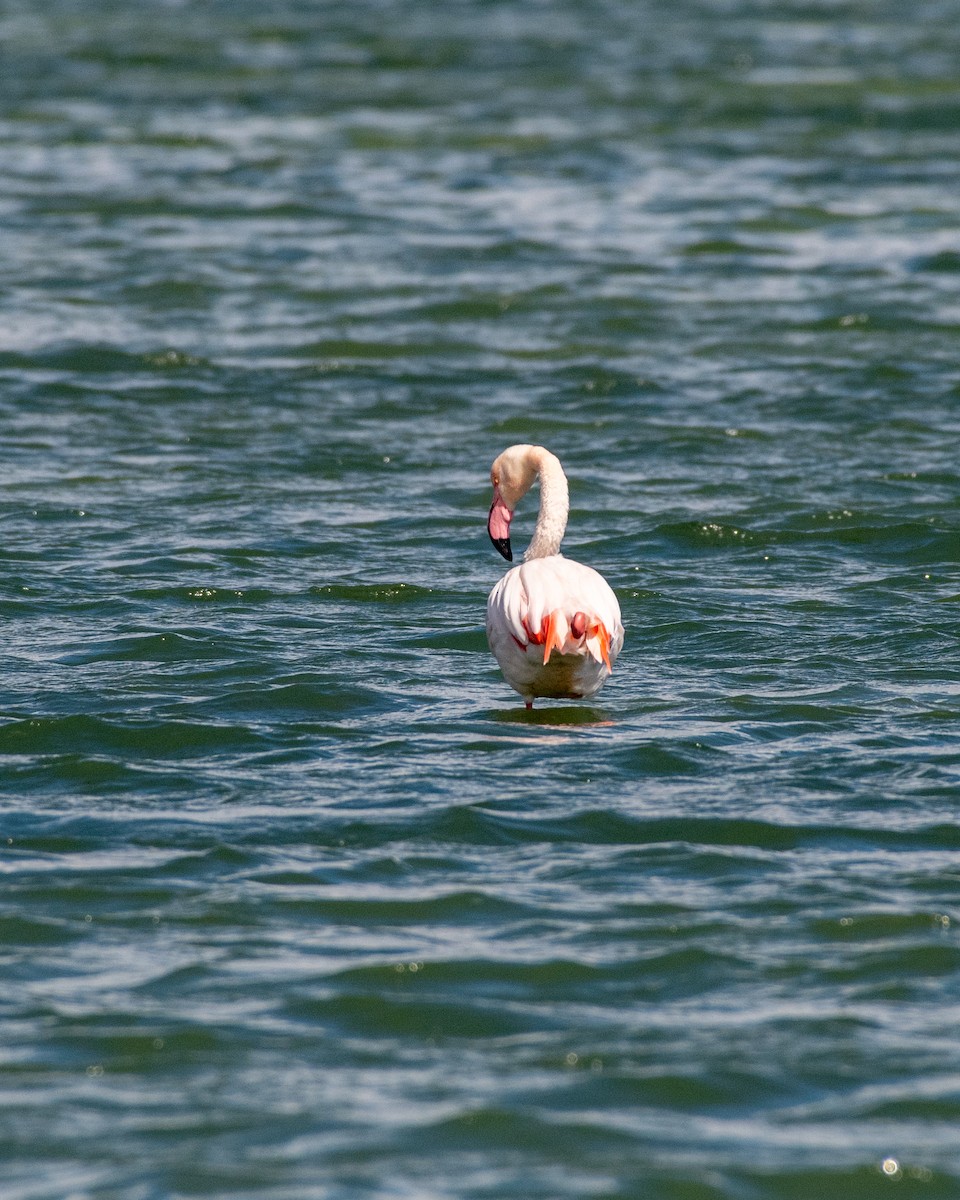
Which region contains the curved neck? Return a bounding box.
[525,449,568,560]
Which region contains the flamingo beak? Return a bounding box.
[488,487,513,561]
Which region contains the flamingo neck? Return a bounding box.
[524,449,568,561]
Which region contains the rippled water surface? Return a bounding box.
[3,1,960,1197]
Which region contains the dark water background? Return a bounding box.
[3,1,960,1196]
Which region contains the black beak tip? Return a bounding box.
[490,536,513,562]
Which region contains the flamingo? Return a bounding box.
[485,444,624,708]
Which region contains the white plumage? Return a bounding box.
[485,445,624,707]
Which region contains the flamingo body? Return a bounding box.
[487,555,623,703]
[484,444,624,706]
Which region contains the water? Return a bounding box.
[3,1,960,1196]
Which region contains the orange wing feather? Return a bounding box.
[542,610,566,664]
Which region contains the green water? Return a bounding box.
[3,1,960,1197]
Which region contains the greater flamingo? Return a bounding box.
[485,444,624,708]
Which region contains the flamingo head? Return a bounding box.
[487,444,540,562]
